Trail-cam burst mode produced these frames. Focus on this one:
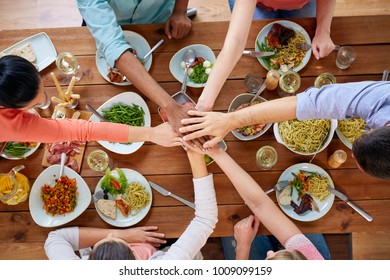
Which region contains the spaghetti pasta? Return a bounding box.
[123,181,150,216]
[290,170,330,202]
[338,117,366,143]
[278,119,331,154]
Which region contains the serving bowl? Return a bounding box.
[228,93,272,141]
[273,119,338,155]
[169,44,215,88]
[29,165,91,227]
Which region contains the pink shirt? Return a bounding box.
[130,243,158,260]
[0,109,129,143]
[257,0,310,11]
[284,234,324,260]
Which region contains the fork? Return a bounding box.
[264,180,290,195]
[295,42,340,51]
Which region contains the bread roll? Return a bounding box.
[96,199,117,220]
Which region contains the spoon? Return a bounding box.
[58,152,67,182]
[86,104,107,122]
[140,39,164,64]
[250,80,267,103]
[180,49,196,94]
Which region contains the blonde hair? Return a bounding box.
[267,249,307,260]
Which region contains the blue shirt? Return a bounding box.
[296,81,390,129]
[77,0,175,67]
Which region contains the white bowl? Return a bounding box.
[169,44,216,88]
[89,92,151,154]
[274,119,338,155]
[29,165,91,227]
[228,93,272,141]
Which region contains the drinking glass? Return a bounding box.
[336,46,356,70]
[87,149,111,173]
[34,90,51,109]
[56,52,83,82]
[278,71,301,97]
[256,145,278,170]
[314,73,337,88]
[244,72,263,93]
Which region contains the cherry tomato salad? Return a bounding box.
[181,57,213,84]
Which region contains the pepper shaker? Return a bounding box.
[328,150,347,168]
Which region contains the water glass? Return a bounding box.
[314,73,337,88]
[256,145,278,170]
[244,72,263,93]
[336,46,356,69]
[56,52,83,82]
[35,90,51,109]
[278,71,301,97]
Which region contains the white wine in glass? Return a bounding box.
[87,149,110,172]
[256,145,278,170]
[56,52,83,82]
[278,71,301,97]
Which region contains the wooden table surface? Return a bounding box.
[1,15,390,259]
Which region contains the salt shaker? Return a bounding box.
[328,150,347,168]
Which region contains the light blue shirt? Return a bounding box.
[77,0,176,67]
[296,81,390,129]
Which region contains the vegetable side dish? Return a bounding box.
[234,101,267,137]
[3,142,37,158]
[181,56,213,84]
[41,176,78,216]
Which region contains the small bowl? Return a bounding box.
[228,93,272,141]
[169,44,216,88]
[273,119,338,155]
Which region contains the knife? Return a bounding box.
[148,181,195,209]
[86,104,107,122]
[327,187,373,222]
[243,50,275,57]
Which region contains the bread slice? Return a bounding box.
[116,194,130,217]
[96,199,117,219]
[10,43,36,63]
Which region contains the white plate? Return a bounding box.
[228,93,272,141]
[29,165,91,227]
[255,20,312,73]
[273,119,338,156]
[1,32,57,72]
[1,109,41,160]
[276,163,335,222]
[95,30,152,86]
[169,44,216,88]
[94,168,152,227]
[89,92,151,154]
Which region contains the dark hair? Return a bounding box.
[0,55,40,108]
[89,241,136,260]
[352,126,390,180]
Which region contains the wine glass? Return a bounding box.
[55,52,83,83]
[256,145,278,170]
[87,149,112,173]
[278,71,301,97]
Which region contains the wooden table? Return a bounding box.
[1,16,390,259]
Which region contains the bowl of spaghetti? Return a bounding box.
[336,117,367,149]
[274,119,338,155]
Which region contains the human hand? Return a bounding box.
[165,13,192,39]
[180,110,231,148]
[123,226,166,247]
[311,30,335,59]
[166,102,206,149]
[234,215,260,250]
[150,122,183,147]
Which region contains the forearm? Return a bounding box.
[115,51,174,110]
[230,96,297,130]
[172,0,189,15]
[315,0,336,36]
[235,244,251,260]
[211,149,301,245]
[197,0,256,111]
[187,150,208,179]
